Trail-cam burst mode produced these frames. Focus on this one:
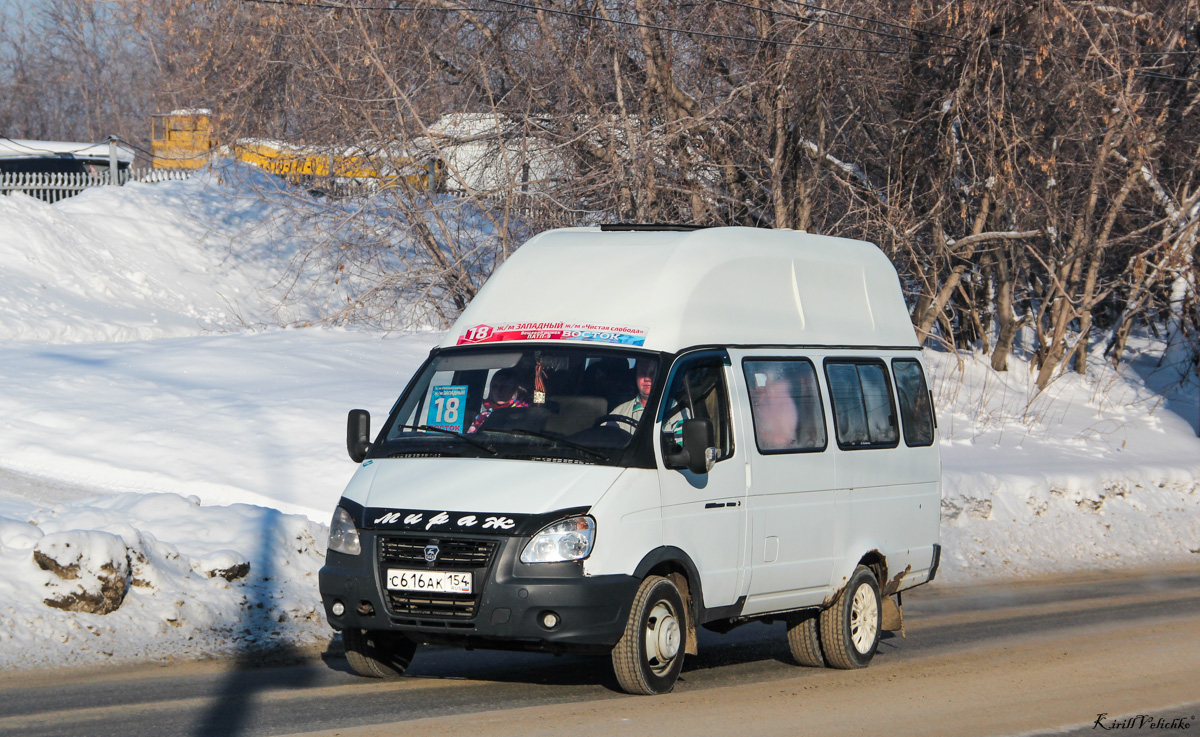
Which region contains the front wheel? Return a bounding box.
[819,565,881,669]
[611,575,687,695]
[343,628,417,679]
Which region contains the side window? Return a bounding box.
[744,359,826,453]
[825,360,899,449]
[892,359,935,446]
[660,360,733,461]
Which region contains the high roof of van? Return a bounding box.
[443,226,919,353]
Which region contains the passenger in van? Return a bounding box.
[605,359,656,429]
[467,368,530,433]
[751,373,799,449]
[750,368,824,450]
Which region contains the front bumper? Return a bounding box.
[319,529,638,653]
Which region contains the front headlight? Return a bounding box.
[328,506,362,556]
[520,515,596,563]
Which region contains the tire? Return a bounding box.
[786,612,825,667]
[611,575,688,695]
[343,628,417,679]
[819,565,881,670]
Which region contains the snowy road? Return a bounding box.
[2,565,1198,737]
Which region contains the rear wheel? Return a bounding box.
[785,612,825,667]
[611,575,687,695]
[343,628,417,679]
[819,565,881,670]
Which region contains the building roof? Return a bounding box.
[0,138,136,164]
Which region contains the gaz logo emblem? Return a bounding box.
[424,545,440,563]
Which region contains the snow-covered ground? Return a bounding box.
[0,170,1197,671]
[931,344,1200,578]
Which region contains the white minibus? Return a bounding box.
[319,225,941,694]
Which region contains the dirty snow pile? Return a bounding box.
[0,493,326,666]
[0,167,1197,671]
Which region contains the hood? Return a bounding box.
[342,457,624,519]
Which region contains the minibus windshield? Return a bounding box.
[377,346,662,464]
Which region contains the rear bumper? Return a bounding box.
[928,543,942,582]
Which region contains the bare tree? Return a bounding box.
[141,0,1200,367]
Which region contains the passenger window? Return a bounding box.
[892,359,935,446]
[660,361,733,461]
[825,361,898,449]
[744,359,826,453]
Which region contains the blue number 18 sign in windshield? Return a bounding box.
[426,385,468,433]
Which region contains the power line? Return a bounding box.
[711,0,963,51]
[233,0,1195,68]
[1134,71,1198,83]
[775,2,1197,62]
[776,0,968,45]
[483,0,956,57]
[110,136,158,158]
[237,0,518,12]
[1116,50,1199,56]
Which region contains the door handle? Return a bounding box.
[704,501,742,509]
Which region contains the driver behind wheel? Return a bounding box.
[604,359,656,430]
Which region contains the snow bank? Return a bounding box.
[928,344,1200,581]
[0,162,427,343]
[0,492,328,670]
[0,327,435,520]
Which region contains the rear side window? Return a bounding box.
[892,359,935,446]
[744,359,826,453]
[825,361,898,449]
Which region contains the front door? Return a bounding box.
[656,351,748,610]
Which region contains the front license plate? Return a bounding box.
[386,568,473,594]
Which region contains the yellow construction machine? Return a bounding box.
[150,110,442,190]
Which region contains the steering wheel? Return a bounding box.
[593,414,640,431]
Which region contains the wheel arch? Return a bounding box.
[631,546,705,655]
[827,549,889,606]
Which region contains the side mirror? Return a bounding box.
[663,418,717,475]
[347,409,371,463]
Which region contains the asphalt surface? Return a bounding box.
[2,566,1199,737]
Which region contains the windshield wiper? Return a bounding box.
[392,424,498,455]
[480,427,609,462]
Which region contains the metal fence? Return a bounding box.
[0,168,193,204]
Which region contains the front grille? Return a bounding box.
[379,537,498,568]
[386,593,479,620]
[377,535,500,623]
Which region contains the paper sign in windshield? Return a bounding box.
[457,322,647,346]
[426,385,468,433]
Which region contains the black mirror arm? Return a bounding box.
[662,446,691,470]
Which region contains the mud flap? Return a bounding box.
[667,571,700,656]
[881,593,905,637]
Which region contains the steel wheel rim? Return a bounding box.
[644,600,681,675]
[849,583,879,654]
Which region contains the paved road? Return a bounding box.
[3,565,1199,737]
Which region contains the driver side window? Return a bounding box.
[660,360,734,461]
